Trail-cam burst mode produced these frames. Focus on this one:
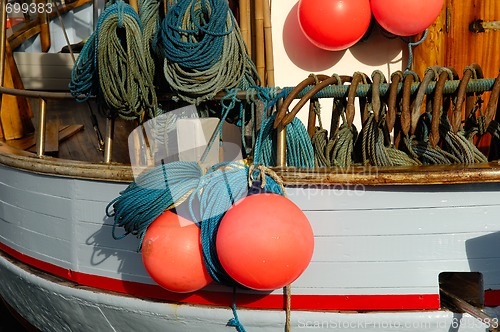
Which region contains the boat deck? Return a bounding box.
[1,98,134,165]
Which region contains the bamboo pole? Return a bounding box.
[129,0,139,13]
[238,0,251,57]
[254,0,265,85]
[38,0,51,52]
[262,0,274,87]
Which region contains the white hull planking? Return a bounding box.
[2,161,500,329]
[1,252,498,332]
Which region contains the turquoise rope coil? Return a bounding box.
[69,32,97,101]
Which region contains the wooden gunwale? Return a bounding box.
[2,141,500,185]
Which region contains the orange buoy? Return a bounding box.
[370,0,444,36]
[216,193,314,291]
[142,211,212,293]
[298,0,372,51]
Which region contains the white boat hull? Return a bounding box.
[2,251,498,332]
[2,152,500,330]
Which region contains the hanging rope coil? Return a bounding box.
[157,0,259,105]
[69,32,97,101]
[97,1,157,119]
[361,70,419,167]
[70,0,157,120]
[138,0,161,82]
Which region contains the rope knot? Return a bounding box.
[248,164,286,197]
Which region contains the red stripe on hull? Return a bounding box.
[4,242,490,311]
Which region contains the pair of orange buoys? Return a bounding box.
[141,193,315,293]
[298,0,444,51]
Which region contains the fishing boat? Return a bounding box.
[1,0,500,331]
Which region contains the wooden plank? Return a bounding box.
[4,135,35,150]
[413,0,500,78]
[0,194,71,239]
[312,231,500,262]
[306,207,500,237]
[44,120,59,153]
[0,221,72,267]
[5,41,33,131]
[411,7,446,78]
[58,124,83,141]
[287,183,500,211]
[7,124,83,151]
[15,78,72,91]
[1,58,24,140]
[13,52,76,66]
[15,64,74,79]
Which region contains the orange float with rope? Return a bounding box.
[216,193,314,291]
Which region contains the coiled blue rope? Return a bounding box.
[158,0,232,71]
[255,112,315,168]
[156,0,259,104]
[106,160,204,248]
[69,32,97,101]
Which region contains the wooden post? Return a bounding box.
[36,98,47,157]
[38,0,51,52]
[104,117,114,163]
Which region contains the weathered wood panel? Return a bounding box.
[413,0,500,78]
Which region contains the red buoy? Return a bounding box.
[142,211,212,293]
[298,0,372,51]
[216,193,314,291]
[370,0,444,36]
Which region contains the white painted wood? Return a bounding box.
[287,183,500,211]
[13,53,76,91]
[3,162,500,319]
[306,208,500,236]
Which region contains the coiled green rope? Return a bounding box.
[97,1,157,119]
[70,0,157,120]
[138,0,161,83]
